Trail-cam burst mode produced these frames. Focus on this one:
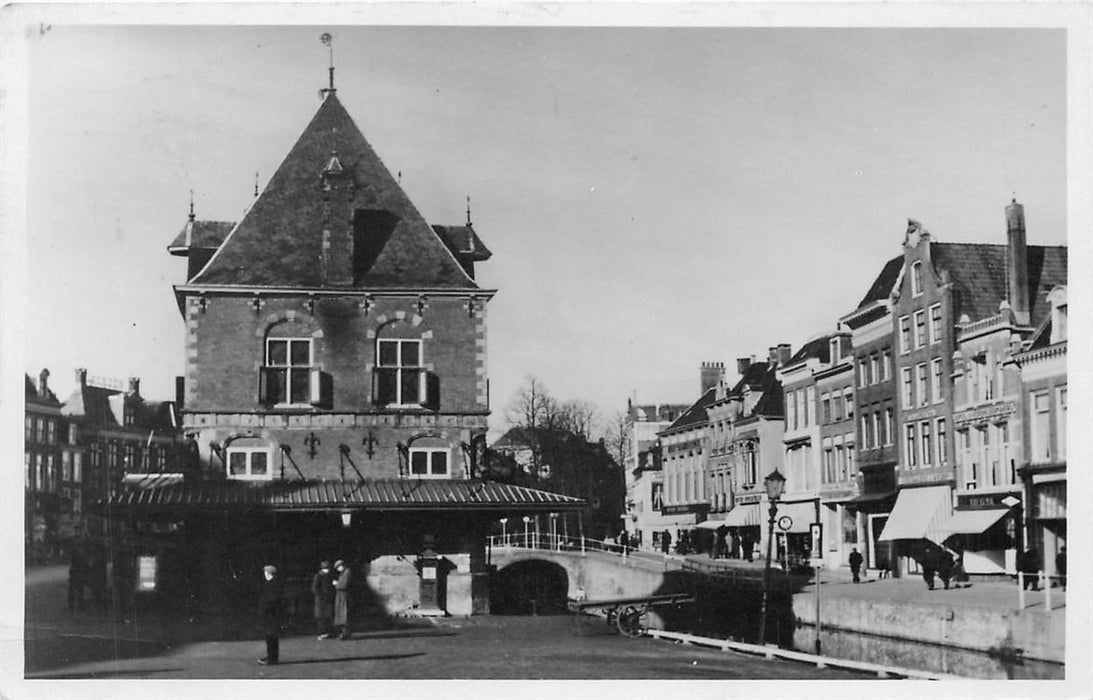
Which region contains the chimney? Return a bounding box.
[777,343,792,367]
[75,368,87,387]
[38,368,50,397]
[128,377,141,395]
[1006,198,1030,325]
[700,362,725,394]
[737,357,752,375]
[768,346,779,366]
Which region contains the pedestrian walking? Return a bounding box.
[311,560,335,639]
[919,548,937,590]
[618,530,629,555]
[1019,546,1041,590]
[333,559,352,640]
[661,530,671,555]
[1055,547,1066,591]
[952,548,970,588]
[257,565,284,665]
[848,547,863,584]
[936,550,954,590]
[67,542,89,612]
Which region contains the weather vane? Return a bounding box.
[321,32,335,94]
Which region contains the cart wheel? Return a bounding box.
[616,606,644,638]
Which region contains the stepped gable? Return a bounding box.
[191,93,477,290]
[930,243,1067,326]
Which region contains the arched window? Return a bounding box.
[911,261,923,297]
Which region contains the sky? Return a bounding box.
[14,20,1074,436]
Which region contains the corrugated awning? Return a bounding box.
[723,504,761,527]
[940,508,1010,537]
[877,485,952,542]
[101,478,585,513]
[774,501,818,533]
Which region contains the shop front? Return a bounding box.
[945,491,1021,574]
[876,484,953,578]
[722,496,762,561]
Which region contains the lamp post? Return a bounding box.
[500,518,508,546]
[757,469,786,647]
[522,516,531,547]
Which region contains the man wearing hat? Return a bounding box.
[311,560,336,639]
[333,559,352,640]
[257,564,284,665]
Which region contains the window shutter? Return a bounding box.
[310,367,322,405]
[424,372,441,411]
[258,367,270,405]
[371,366,381,406]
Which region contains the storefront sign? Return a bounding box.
[954,401,1017,427]
[898,470,953,487]
[820,488,857,501]
[734,493,763,505]
[958,492,1020,510]
[902,405,942,422]
[661,503,710,515]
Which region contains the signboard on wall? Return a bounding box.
[809,523,823,563]
[137,556,157,592]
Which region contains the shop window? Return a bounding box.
[227,445,272,480]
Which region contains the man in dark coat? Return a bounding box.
[1055,547,1066,591]
[257,565,284,665]
[311,560,335,639]
[333,560,352,640]
[936,550,954,590]
[1020,547,1041,590]
[848,547,864,584]
[660,531,671,555]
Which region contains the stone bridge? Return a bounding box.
[486,545,692,615]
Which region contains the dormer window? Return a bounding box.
[911,261,923,297]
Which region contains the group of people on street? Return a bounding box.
[1016,545,1066,592]
[257,559,353,666]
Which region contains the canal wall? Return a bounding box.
[791,591,1064,664]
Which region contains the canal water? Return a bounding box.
[791,623,1064,680]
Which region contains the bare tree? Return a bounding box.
[504,375,557,432]
[556,399,599,439]
[601,409,631,469]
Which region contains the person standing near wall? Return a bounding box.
[848,547,864,584]
[311,560,335,639]
[257,565,284,666]
[1055,547,1066,591]
[333,559,352,640]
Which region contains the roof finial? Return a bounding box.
[254,172,260,198]
[188,189,195,221]
[466,195,473,227]
[320,33,336,97]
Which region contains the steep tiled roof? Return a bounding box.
[61,385,120,424]
[663,387,717,433]
[857,255,903,308]
[786,335,831,367]
[103,478,585,512]
[191,94,477,290]
[751,364,785,417]
[167,220,235,252]
[931,243,1067,326]
[25,374,60,404]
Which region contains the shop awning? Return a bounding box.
[774,501,819,533]
[723,504,761,527]
[696,519,727,530]
[939,508,1010,537]
[100,478,586,514]
[877,485,952,542]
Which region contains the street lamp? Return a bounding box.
[500,518,508,545]
[757,468,786,647]
[522,516,531,547]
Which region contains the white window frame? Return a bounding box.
[904,424,917,468]
[1030,391,1051,463]
[916,363,929,407]
[899,316,911,354]
[870,354,879,386]
[1056,386,1067,461]
[409,447,450,478]
[929,303,942,345]
[911,261,923,297]
[226,446,273,481]
[920,420,932,467]
[930,358,944,404]
[901,367,913,409]
[265,337,314,406]
[913,310,926,349]
[376,338,425,407]
[936,418,948,465]
[882,349,892,381]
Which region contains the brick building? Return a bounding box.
[104,83,580,616]
[25,369,67,560]
[877,203,1066,576]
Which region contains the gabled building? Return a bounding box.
[839,258,901,573]
[877,201,1066,577]
[25,369,66,560]
[623,401,688,551]
[105,80,580,616]
[704,348,787,560]
[1013,285,1067,576]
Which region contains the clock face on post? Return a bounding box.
[777,515,793,531]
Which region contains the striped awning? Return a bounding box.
[723,503,761,527]
[102,478,585,513]
[877,485,952,542]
